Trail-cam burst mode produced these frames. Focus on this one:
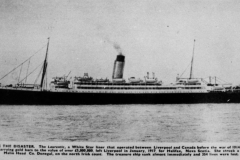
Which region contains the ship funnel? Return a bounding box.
[112,54,125,79]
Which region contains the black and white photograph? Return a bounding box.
[0,0,240,159]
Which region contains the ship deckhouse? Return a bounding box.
[50,73,212,94]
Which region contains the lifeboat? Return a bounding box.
[145,77,158,83]
[95,78,109,83]
[56,81,69,85]
[75,73,93,82]
[112,78,125,83]
[213,86,224,91]
[51,77,70,88]
[128,77,142,83]
[144,72,158,84]
[52,77,69,84]
[75,77,93,82]
[187,79,199,83]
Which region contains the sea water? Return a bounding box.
[0,104,240,142]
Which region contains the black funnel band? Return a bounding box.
[116,55,125,62]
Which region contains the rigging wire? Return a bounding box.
[34,64,44,85]
[179,40,196,79]
[25,59,31,84]
[45,69,48,90]
[18,64,23,83]
[66,71,71,79]
[217,77,229,84]
[0,44,47,81]
[18,62,44,85]
[179,62,191,78]
[189,39,196,79]
[202,76,231,85]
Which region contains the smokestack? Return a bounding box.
[112,54,125,79]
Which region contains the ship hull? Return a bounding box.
[0,88,240,105]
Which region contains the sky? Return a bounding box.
[1,0,240,85]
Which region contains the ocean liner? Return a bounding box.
[0,38,240,105]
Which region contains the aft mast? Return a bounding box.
[40,37,50,91]
[189,39,196,79]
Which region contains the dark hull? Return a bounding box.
[1,88,240,105]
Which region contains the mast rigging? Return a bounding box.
[189,39,196,79]
[40,37,50,90]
